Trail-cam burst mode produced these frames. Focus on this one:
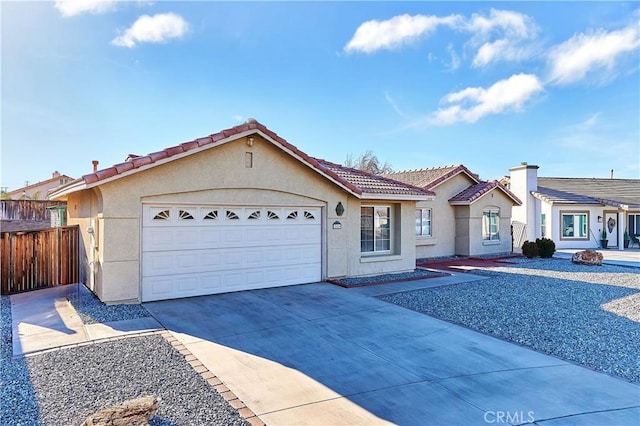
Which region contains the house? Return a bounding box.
[506,163,640,250]
[49,120,434,304]
[7,171,74,200]
[383,165,521,259]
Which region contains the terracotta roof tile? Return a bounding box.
[131,156,153,168]
[94,168,118,180]
[72,120,431,200]
[383,165,480,190]
[114,161,134,174]
[181,140,199,151]
[149,151,169,162]
[449,181,522,205]
[315,159,435,197]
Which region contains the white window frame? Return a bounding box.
[560,211,589,240]
[541,213,547,238]
[361,205,392,254]
[482,208,500,241]
[416,208,432,237]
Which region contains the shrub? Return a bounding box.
[536,238,556,258]
[521,240,538,258]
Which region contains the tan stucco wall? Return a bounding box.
[461,189,515,256]
[68,135,418,303]
[415,174,476,259]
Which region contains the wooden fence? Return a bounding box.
[1,226,79,295]
[1,199,67,221]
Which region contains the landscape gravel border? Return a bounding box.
[380,257,640,383]
[1,294,263,426]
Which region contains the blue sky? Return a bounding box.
[2,1,639,191]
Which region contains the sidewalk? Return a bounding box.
[10,284,162,357]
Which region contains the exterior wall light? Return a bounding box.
[335,202,344,216]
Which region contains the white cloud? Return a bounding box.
[466,9,536,38]
[112,13,189,48]
[466,9,538,67]
[344,9,538,67]
[344,13,462,54]
[446,44,461,71]
[472,39,535,68]
[430,73,544,124]
[55,0,118,17]
[384,91,410,118]
[547,24,640,85]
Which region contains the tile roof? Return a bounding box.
[448,181,522,206]
[52,120,433,201]
[383,165,480,190]
[534,177,640,209]
[314,159,435,198]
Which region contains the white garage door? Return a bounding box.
[142,205,322,302]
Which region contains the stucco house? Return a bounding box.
[49,120,434,303]
[7,171,74,200]
[383,165,521,259]
[506,163,640,250]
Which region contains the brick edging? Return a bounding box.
[160,331,266,426]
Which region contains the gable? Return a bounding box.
[50,120,432,202]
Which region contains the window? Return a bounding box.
[482,209,500,241]
[541,213,547,238]
[178,209,194,220]
[629,214,640,236]
[204,210,218,220]
[416,208,432,236]
[153,209,170,220]
[561,212,588,239]
[361,206,391,253]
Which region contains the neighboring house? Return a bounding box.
[506,163,640,250]
[49,120,433,304]
[0,200,67,232]
[383,165,521,259]
[7,171,74,200]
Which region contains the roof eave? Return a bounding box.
[360,193,434,201]
[48,179,87,200]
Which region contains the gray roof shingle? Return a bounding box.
[534,177,640,209]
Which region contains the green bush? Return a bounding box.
[521,240,538,258]
[536,238,556,258]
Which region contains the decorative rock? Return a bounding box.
[82,396,159,426]
[571,250,603,266]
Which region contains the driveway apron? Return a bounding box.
[144,277,640,425]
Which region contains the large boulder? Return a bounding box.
[82,396,159,426]
[571,250,603,266]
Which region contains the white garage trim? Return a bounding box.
[141,204,322,302]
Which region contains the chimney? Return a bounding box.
[509,162,540,242]
[52,171,60,178]
[610,169,614,179]
[92,160,99,173]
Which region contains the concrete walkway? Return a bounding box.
[144,273,640,425]
[10,284,162,357]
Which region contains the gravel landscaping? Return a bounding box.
[380,258,640,383]
[66,284,151,324]
[329,268,448,287]
[0,295,249,426]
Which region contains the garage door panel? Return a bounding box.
[142,205,322,301]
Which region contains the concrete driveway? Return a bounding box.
[144,276,640,425]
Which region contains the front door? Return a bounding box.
[604,212,618,247]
